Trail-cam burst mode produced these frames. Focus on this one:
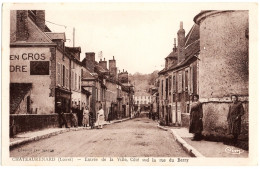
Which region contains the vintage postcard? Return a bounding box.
[1,2,258,166]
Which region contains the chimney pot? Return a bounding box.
[180,21,183,29]
[113,56,115,60]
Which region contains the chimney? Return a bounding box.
[109,56,116,71]
[16,10,29,41]
[109,56,117,79]
[99,58,107,70]
[85,52,95,72]
[35,10,45,32]
[173,38,177,52]
[177,21,185,63]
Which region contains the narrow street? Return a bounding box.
[10,116,189,157]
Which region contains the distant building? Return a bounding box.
[134,91,152,112]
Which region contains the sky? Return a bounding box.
[45,3,201,74]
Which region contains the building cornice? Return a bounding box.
[194,10,235,25]
[10,42,57,48]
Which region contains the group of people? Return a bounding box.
[57,102,105,129]
[189,94,245,144]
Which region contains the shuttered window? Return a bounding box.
[66,68,69,88]
[172,74,176,93]
[74,73,77,90]
[57,62,61,85]
[178,73,182,93]
[79,75,81,91]
[62,65,65,87]
[190,66,193,93]
[71,71,74,90]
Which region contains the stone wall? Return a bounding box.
[10,114,74,137]
[196,11,249,98]
[202,101,248,139]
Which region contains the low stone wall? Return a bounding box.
[180,102,248,141]
[202,102,249,141]
[10,114,73,137]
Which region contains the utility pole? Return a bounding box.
[73,27,75,47]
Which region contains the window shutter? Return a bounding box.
[79,75,81,91]
[61,64,64,86]
[172,74,176,93]
[191,66,193,93]
[71,71,74,90]
[74,73,77,90]
[183,70,185,92]
[178,73,182,93]
[57,63,60,85]
[187,68,190,93]
[66,68,68,88]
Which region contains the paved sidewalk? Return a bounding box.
[158,125,248,158]
[10,117,131,149]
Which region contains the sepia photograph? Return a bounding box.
[1,2,258,166]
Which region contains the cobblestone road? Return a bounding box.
[10,117,189,157]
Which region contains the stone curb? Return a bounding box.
[10,118,131,149]
[156,124,205,158]
[156,124,168,131]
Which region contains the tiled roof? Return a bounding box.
[66,47,81,53]
[10,83,32,114]
[95,65,109,74]
[185,24,200,47]
[167,40,200,71]
[82,68,95,80]
[166,50,178,59]
[135,91,151,97]
[160,23,200,75]
[46,32,66,41]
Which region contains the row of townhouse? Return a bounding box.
[157,10,249,139]
[133,91,152,112]
[9,10,134,136]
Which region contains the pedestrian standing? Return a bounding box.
[71,103,78,127]
[227,95,245,144]
[107,108,111,123]
[76,104,81,126]
[57,102,69,128]
[89,107,95,129]
[189,94,203,141]
[83,106,90,127]
[97,105,104,129]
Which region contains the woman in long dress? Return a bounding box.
[189,94,203,141]
[97,106,104,129]
[82,106,89,127]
